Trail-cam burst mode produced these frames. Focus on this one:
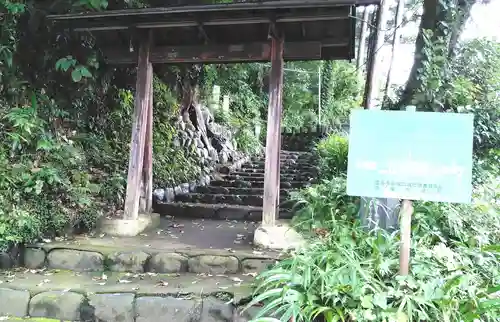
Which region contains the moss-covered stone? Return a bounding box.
[188,255,239,274]
[28,291,85,321]
[46,249,103,272]
[107,251,150,273]
[135,296,202,322]
[24,248,46,269]
[88,293,135,322]
[0,288,30,317]
[149,253,188,273]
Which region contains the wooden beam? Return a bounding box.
[139,63,154,213]
[124,32,153,220]
[102,42,331,64]
[262,34,284,227]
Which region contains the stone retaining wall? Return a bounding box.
[153,155,250,203]
[16,247,276,275]
[0,288,255,321]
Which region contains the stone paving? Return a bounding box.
[0,269,255,321]
[0,218,281,321]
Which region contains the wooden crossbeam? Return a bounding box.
[124,32,154,220]
[101,42,338,65]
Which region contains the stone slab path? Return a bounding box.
[0,218,283,320]
[0,269,255,321]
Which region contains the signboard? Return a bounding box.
[346,110,474,204]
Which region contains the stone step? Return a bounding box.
[210,179,311,189]
[241,163,318,172]
[175,193,295,208]
[195,186,294,197]
[222,174,314,182]
[252,155,317,162]
[0,270,258,321]
[226,171,315,179]
[155,202,293,221]
[250,160,316,167]
[236,168,316,176]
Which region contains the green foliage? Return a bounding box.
[55,56,93,82]
[290,177,359,232]
[203,64,264,155]
[248,177,500,322]
[152,78,201,185]
[319,61,362,129]
[0,93,103,249]
[316,134,349,178]
[407,31,499,158]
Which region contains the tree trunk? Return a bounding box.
[395,0,476,109]
[356,7,370,76]
[383,0,405,98]
[448,0,477,59]
[361,8,377,108]
[363,0,390,109]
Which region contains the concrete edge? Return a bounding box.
[97,213,161,237]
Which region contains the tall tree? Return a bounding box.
[383,0,405,98]
[356,6,371,77]
[363,0,391,109]
[396,0,477,109]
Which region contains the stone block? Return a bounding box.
[253,221,306,250]
[188,255,239,274]
[29,291,85,321]
[153,188,165,201]
[203,297,234,322]
[107,251,150,273]
[24,248,46,269]
[88,293,135,322]
[165,187,175,202]
[0,252,12,269]
[135,296,202,322]
[47,249,104,271]
[149,253,188,273]
[0,288,30,317]
[97,213,160,237]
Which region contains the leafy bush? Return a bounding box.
[290,177,358,232]
[0,94,103,250]
[316,134,349,178]
[248,177,500,322]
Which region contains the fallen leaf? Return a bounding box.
[156,281,169,287]
[230,277,243,282]
[118,279,132,284]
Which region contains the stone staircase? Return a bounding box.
[0,150,317,322]
[155,150,318,221]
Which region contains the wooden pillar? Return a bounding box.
[262,33,284,227]
[124,32,153,220]
[140,63,154,213]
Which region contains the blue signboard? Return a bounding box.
[346,110,474,204]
